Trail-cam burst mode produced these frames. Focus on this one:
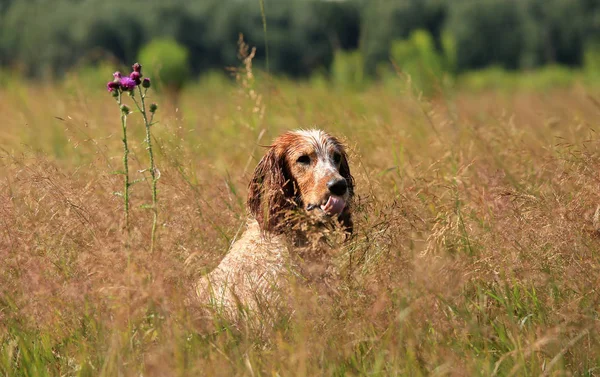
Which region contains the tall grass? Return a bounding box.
[1,73,600,376]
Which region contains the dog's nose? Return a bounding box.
[327,178,348,196]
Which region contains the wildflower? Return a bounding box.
[130,71,142,85]
[149,103,158,113]
[120,77,137,91]
[113,71,122,80]
[120,104,130,114]
[142,78,151,88]
[107,81,120,92]
[132,62,142,74]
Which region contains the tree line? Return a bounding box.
[0,0,598,79]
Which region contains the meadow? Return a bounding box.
[1,66,600,376]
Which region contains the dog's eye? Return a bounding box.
[297,155,311,165]
[332,152,342,164]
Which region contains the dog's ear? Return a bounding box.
[338,146,354,234]
[338,147,354,199]
[247,147,295,232]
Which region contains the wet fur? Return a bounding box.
[199,130,354,314]
[247,131,354,233]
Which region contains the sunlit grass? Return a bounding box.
[1,74,600,376]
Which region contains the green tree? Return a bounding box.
[360,0,446,75]
[528,0,588,66]
[445,0,529,71]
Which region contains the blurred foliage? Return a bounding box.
[0,0,598,81]
[457,65,582,92]
[360,0,447,75]
[584,42,600,81]
[331,50,365,90]
[138,39,190,91]
[389,29,447,95]
[63,61,116,95]
[446,0,529,71]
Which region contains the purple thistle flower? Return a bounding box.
[120,77,137,91]
[130,71,142,85]
[113,71,122,80]
[107,81,120,92]
[132,63,142,74]
[142,78,151,88]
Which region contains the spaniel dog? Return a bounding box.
[198,129,354,314]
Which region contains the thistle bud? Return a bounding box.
[149,103,158,113]
[120,104,130,114]
[142,78,151,88]
[132,63,142,74]
[130,71,142,85]
[107,81,120,92]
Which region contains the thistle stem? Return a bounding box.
[134,86,158,252]
[118,92,131,242]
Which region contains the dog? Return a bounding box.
[197,129,354,315]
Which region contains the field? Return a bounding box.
[1,69,600,376]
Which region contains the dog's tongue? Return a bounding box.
[321,196,345,215]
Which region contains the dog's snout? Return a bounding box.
[327,178,348,196]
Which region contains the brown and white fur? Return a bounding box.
[197,129,354,314]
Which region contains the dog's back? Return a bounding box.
[197,219,293,314]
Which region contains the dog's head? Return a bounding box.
[247,129,354,234]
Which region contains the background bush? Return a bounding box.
[331,50,365,90]
[389,29,447,94]
[138,39,190,91]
